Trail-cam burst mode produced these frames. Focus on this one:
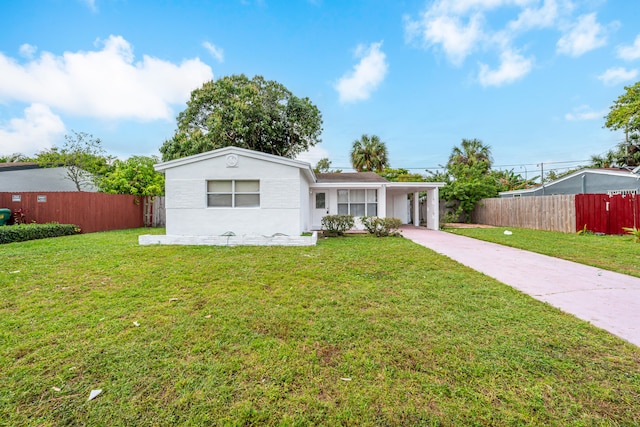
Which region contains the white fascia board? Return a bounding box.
[385,182,445,189]
[310,182,386,189]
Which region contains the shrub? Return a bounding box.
[360,216,402,237]
[321,215,354,237]
[0,223,81,244]
[623,226,640,243]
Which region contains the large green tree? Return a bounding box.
[99,156,165,196]
[160,74,323,161]
[379,167,426,182]
[600,82,640,167]
[350,134,389,172]
[491,169,537,192]
[439,139,500,221]
[314,158,342,173]
[0,153,30,162]
[35,131,113,191]
[605,81,640,136]
[590,135,640,168]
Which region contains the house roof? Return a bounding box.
[0,162,42,171]
[315,172,388,183]
[154,147,446,192]
[500,168,640,196]
[0,165,99,192]
[154,146,317,181]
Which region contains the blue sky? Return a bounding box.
[1,0,639,177]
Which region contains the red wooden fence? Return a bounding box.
[575,193,639,234]
[0,192,144,233]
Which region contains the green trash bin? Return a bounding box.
[0,208,11,226]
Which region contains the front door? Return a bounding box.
[312,191,328,229]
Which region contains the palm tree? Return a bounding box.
[350,134,389,172]
[448,138,492,169]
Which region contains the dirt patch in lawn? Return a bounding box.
[444,223,495,229]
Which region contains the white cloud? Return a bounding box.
[81,0,97,12]
[19,43,37,59]
[425,14,483,65]
[203,41,224,62]
[426,0,535,16]
[335,42,388,103]
[405,9,485,65]
[597,67,638,86]
[617,34,640,61]
[565,105,605,121]
[296,145,330,166]
[0,104,66,156]
[0,35,213,122]
[508,0,559,32]
[478,49,533,86]
[556,13,607,57]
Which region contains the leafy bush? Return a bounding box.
[0,223,81,244]
[577,224,593,236]
[361,216,403,237]
[622,226,640,243]
[321,215,354,237]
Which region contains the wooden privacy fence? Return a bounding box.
[0,192,144,233]
[143,196,165,228]
[471,195,576,233]
[472,193,640,234]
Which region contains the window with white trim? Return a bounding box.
[337,189,377,216]
[207,180,260,208]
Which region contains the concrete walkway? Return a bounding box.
[401,226,640,347]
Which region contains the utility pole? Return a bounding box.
[538,162,544,195]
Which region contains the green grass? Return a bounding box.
[446,226,640,278]
[1,229,639,426]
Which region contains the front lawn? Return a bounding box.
[1,229,639,426]
[446,226,640,278]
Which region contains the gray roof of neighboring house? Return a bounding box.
[500,168,640,197]
[0,163,98,192]
[0,162,43,171]
[315,172,388,183]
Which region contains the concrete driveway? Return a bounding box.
[401,226,640,347]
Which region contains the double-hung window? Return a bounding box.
[337,189,377,216]
[207,180,260,208]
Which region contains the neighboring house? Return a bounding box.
[140,147,443,246]
[0,163,98,192]
[500,168,640,198]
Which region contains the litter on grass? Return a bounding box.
[504,230,513,235]
[88,389,102,401]
[133,321,140,327]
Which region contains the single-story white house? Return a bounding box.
[139,146,443,246]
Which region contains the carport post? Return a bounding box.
[426,187,439,230]
[413,192,420,226]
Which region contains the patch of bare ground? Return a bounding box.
[444,223,495,229]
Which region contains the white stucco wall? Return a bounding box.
[387,194,409,223]
[164,153,306,236]
[299,169,311,232]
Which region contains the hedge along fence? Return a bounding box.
[0,192,144,233]
[0,223,80,244]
